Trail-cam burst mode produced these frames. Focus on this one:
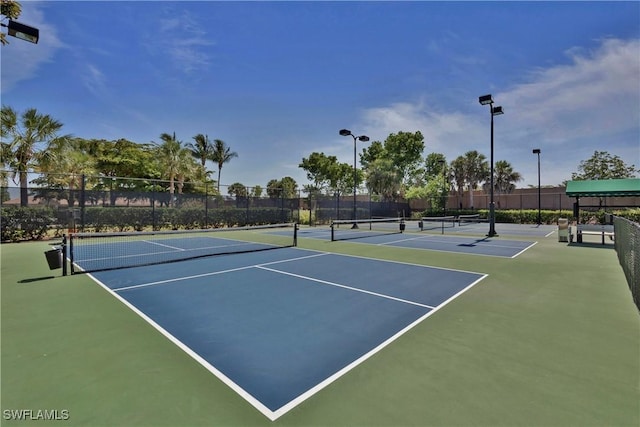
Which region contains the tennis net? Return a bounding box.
[330,217,405,241]
[69,223,298,274]
[457,214,485,226]
[419,216,456,233]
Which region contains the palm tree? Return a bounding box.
[492,160,522,194]
[451,156,466,206]
[1,106,66,206]
[210,139,237,192]
[154,132,183,205]
[187,134,214,171]
[463,150,488,209]
[35,136,95,206]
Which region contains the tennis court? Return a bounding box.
[72,229,486,421]
[299,221,537,258]
[3,219,639,426]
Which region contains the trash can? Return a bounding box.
[558,218,569,243]
[44,247,62,270]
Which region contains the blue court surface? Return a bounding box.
[298,227,537,258]
[85,247,486,420]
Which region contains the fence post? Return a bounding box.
[205,183,209,228]
[80,174,86,231]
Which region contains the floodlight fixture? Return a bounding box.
[492,105,504,116]
[478,94,493,105]
[3,20,39,44]
[532,148,541,154]
[339,128,370,228]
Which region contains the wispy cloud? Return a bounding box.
[150,10,216,75]
[356,38,640,185]
[82,63,107,98]
[0,3,65,94]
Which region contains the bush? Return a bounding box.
[0,207,56,242]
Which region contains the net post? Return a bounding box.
[61,234,68,276]
[331,222,335,241]
[69,234,75,275]
[293,223,298,247]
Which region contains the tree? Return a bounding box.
[187,133,214,174]
[360,131,425,195]
[365,158,401,201]
[383,131,425,186]
[462,150,488,208]
[227,182,247,198]
[299,152,353,195]
[492,160,522,194]
[250,185,263,198]
[267,177,298,199]
[1,0,22,46]
[154,132,185,205]
[1,106,67,206]
[33,136,94,206]
[210,139,237,192]
[571,150,637,181]
[359,140,385,169]
[451,156,466,203]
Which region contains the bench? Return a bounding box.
[573,224,615,245]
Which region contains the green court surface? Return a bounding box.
[1,229,639,426]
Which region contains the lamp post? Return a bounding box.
[533,148,541,225]
[438,159,446,215]
[339,129,370,228]
[479,94,503,237]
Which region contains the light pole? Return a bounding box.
[479,94,503,237]
[339,129,370,228]
[533,148,541,225]
[438,159,446,215]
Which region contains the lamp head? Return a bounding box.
[492,105,504,116]
[6,20,39,44]
[479,94,493,105]
[339,129,352,137]
[357,135,370,142]
[532,149,541,154]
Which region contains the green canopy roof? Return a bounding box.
[566,178,640,197]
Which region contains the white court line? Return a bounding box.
[90,249,488,421]
[510,241,538,258]
[143,239,186,251]
[256,266,436,309]
[112,252,330,292]
[268,272,488,420]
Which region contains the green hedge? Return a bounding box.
[0,207,56,242]
[1,206,292,241]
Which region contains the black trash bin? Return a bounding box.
[45,248,62,270]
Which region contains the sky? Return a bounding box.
[1,1,639,192]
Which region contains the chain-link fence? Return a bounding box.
[0,172,410,235]
[614,215,640,311]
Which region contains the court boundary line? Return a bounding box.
[86,273,278,420]
[336,234,538,259]
[268,272,488,420]
[84,248,489,421]
[112,252,330,292]
[257,266,436,309]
